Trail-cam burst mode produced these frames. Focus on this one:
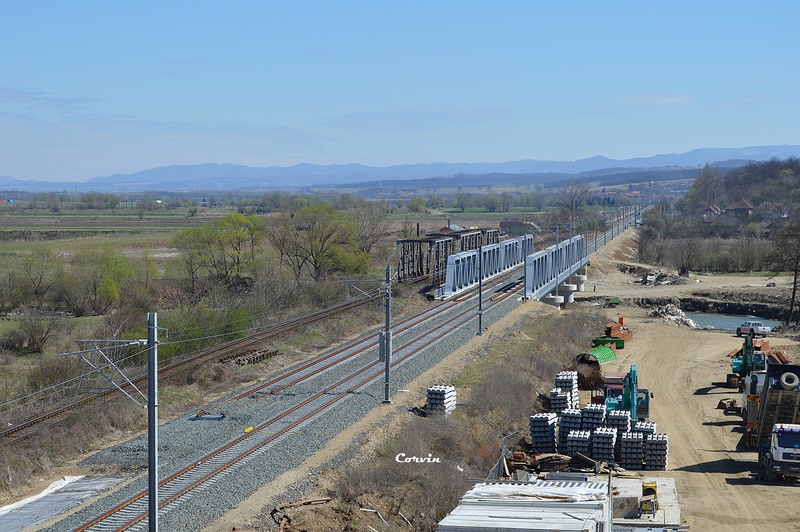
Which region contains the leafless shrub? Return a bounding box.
[172,362,233,388]
[25,355,81,392]
[467,366,535,432]
[335,416,489,526]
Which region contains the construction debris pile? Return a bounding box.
[635,269,689,286]
[648,304,697,328]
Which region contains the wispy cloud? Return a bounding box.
[0,85,101,114]
[0,86,46,104]
[320,108,514,132]
[29,96,102,114]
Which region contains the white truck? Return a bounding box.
[755,363,800,481]
[736,320,771,338]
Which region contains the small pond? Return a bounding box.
[683,312,783,331]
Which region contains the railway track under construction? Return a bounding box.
[46,270,524,531]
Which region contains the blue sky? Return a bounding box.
[2,1,799,182]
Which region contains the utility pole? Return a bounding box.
[382,266,392,403]
[58,313,160,530]
[147,312,159,531]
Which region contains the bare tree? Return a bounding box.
[483,194,501,213]
[691,163,725,207]
[268,205,357,282]
[558,178,590,221]
[350,200,389,253]
[18,248,64,309]
[399,216,415,239]
[500,192,513,212]
[17,312,67,354]
[768,218,800,325]
[455,191,471,213]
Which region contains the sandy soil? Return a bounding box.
[585,237,800,532]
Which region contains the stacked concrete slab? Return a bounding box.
[554,371,580,409]
[529,413,558,453]
[565,429,591,457]
[426,385,456,415]
[558,409,582,452]
[591,427,617,463]
[633,421,657,435]
[606,410,631,462]
[549,388,572,414]
[645,434,669,470]
[606,410,632,432]
[619,431,645,470]
[581,403,606,432]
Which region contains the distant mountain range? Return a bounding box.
[2,145,799,193]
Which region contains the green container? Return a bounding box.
[593,337,624,349]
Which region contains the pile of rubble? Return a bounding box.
[648,304,697,328]
[634,269,689,286]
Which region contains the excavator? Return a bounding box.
[727,336,766,390]
[604,365,652,421]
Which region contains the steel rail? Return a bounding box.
[2,266,521,444]
[0,296,375,443]
[74,282,522,530]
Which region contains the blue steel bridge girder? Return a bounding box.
[525,235,590,303]
[438,234,534,299]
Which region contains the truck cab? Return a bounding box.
[637,388,651,420]
[756,363,800,481]
[763,424,800,480]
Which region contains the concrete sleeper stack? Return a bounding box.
[426,385,456,415]
[558,409,582,452]
[565,429,591,457]
[581,403,606,432]
[549,388,571,414]
[555,371,580,409]
[619,431,645,470]
[645,433,669,470]
[633,420,656,435]
[591,427,617,463]
[529,413,558,453]
[606,410,631,462]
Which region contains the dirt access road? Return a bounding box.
[583,233,800,532]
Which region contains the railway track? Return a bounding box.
[0,293,381,444]
[71,273,522,531]
[1,260,513,445]
[0,262,501,444]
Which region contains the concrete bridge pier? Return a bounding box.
[557,282,577,304]
[541,293,565,309]
[571,268,588,292]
